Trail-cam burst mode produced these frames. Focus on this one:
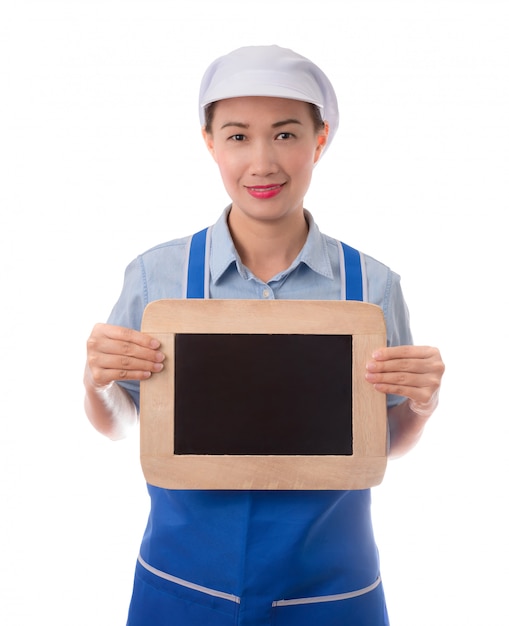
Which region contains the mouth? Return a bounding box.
[245,183,286,199]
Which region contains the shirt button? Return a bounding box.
[262,289,270,299]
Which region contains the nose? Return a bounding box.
[248,140,279,177]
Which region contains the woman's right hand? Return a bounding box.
[85,323,165,389]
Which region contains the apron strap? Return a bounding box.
[185,227,210,298]
[338,241,366,302]
[185,227,365,301]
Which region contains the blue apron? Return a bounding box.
[127,229,389,625]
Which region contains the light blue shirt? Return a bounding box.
[108,207,412,409]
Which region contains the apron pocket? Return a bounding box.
[271,577,389,626]
[127,557,240,626]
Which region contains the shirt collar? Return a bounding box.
[209,206,334,284]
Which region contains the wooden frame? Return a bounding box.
[140,299,387,490]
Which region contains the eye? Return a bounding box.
[276,132,294,140]
[229,134,246,142]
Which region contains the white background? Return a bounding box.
[1,1,508,624]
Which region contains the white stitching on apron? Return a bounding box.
[138,554,381,609]
[137,554,241,604]
[272,575,381,607]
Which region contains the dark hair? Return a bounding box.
[204,101,325,134]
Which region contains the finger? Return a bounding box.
[88,356,164,387]
[91,336,165,364]
[96,352,165,373]
[366,365,442,389]
[367,347,444,376]
[92,323,161,351]
[366,356,435,375]
[104,367,160,384]
[371,345,439,362]
[365,369,440,390]
[368,380,435,404]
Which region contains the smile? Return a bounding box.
[245,184,285,199]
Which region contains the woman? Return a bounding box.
[84,45,444,625]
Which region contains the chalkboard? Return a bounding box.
[174,333,353,455]
[140,299,388,490]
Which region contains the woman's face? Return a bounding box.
[203,96,328,227]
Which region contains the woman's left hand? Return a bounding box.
[365,345,445,416]
[365,345,445,457]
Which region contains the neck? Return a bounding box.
[227,206,309,283]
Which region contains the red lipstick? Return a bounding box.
[245,183,285,199]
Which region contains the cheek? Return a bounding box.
[215,152,243,187]
[291,151,316,180]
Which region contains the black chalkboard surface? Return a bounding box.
[174,334,353,455]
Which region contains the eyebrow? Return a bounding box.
[220,118,303,130]
[273,118,303,128]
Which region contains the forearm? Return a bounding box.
[84,368,138,441]
[387,396,436,459]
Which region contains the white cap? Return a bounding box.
[199,45,339,152]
